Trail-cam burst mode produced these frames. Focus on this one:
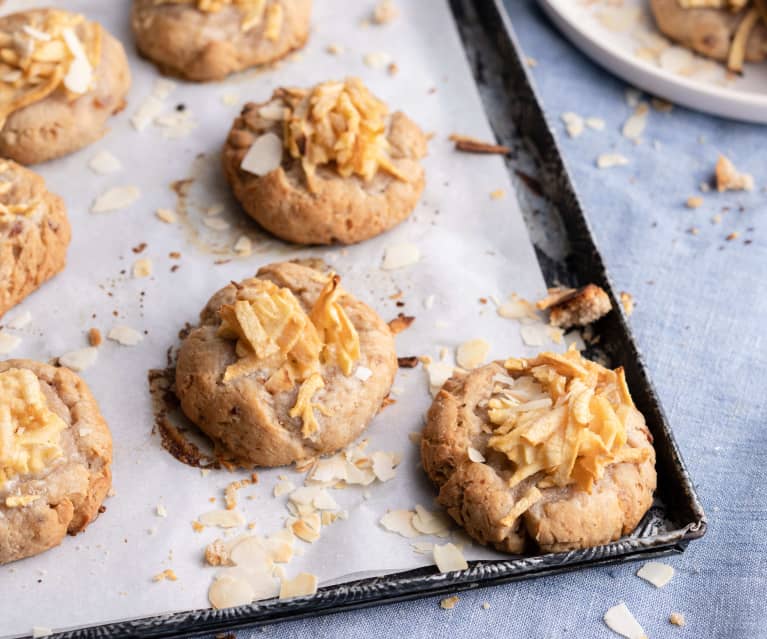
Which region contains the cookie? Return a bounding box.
[650,0,767,66]
[0,9,131,165]
[0,360,113,564]
[0,160,70,318]
[131,0,312,82]
[222,78,428,245]
[175,261,397,467]
[421,348,656,553]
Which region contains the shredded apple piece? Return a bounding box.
[0,368,67,486]
[218,274,361,438]
[487,347,650,506]
[281,78,409,191]
[0,9,101,127]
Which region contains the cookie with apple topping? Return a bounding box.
[175,261,397,467]
[0,160,70,318]
[0,360,113,564]
[131,0,312,82]
[421,347,656,553]
[0,9,131,165]
[222,78,428,245]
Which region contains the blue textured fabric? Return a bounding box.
[228,2,767,637]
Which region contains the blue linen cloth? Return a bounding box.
[227,2,767,636]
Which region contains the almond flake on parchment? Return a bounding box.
[371,451,398,482]
[6,311,31,330]
[433,543,468,573]
[198,509,246,529]
[156,504,167,517]
[363,51,392,69]
[490,189,505,200]
[380,509,419,538]
[108,326,144,346]
[204,217,230,231]
[208,574,255,609]
[382,243,420,270]
[91,186,141,213]
[279,573,318,599]
[88,151,122,175]
[456,338,489,370]
[425,360,454,397]
[412,505,451,536]
[133,258,153,278]
[155,208,178,224]
[273,480,295,497]
[234,235,252,255]
[59,347,98,372]
[0,332,21,354]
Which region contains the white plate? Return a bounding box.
[538,0,767,123]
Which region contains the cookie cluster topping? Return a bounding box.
[485,348,650,525]
[0,368,66,493]
[218,274,361,437]
[280,78,410,190]
[155,0,284,35]
[0,162,40,223]
[0,10,100,128]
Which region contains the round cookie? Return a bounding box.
[222,78,428,245]
[0,9,131,165]
[650,0,767,64]
[175,261,397,467]
[0,160,70,318]
[0,360,113,564]
[131,0,312,82]
[421,350,656,553]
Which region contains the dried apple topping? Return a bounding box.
[0,368,66,488]
[0,10,101,127]
[154,0,284,35]
[281,78,410,191]
[218,274,361,438]
[486,348,650,522]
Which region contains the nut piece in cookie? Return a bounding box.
[175,261,397,467]
[223,78,428,245]
[0,9,131,165]
[536,284,612,329]
[0,160,70,318]
[131,0,312,82]
[650,0,767,70]
[0,360,113,564]
[421,346,656,553]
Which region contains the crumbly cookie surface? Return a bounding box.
[421,350,656,553]
[651,0,767,63]
[131,0,312,81]
[0,360,112,564]
[0,9,131,165]
[175,261,397,467]
[222,79,428,245]
[0,160,70,318]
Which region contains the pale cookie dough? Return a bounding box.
[0,160,70,318]
[0,9,131,165]
[651,0,767,65]
[421,349,656,553]
[175,261,397,467]
[222,78,428,245]
[131,0,312,82]
[0,360,113,564]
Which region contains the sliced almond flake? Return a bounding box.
[371,451,398,482]
[133,258,152,278]
[353,366,373,382]
[622,103,648,140]
[6,311,31,330]
[31,627,53,639]
[108,325,143,347]
[91,186,141,213]
[456,338,490,370]
[204,217,230,231]
[363,51,391,69]
[0,332,21,354]
[155,208,177,224]
[412,505,452,536]
[636,561,674,588]
[208,575,255,609]
[561,112,584,138]
[380,510,419,538]
[240,132,283,176]
[234,235,252,255]
[131,96,165,131]
[229,537,272,568]
[59,347,98,372]
[520,323,549,347]
[467,447,485,463]
[344,460,376,486]
[586,117,605,130]
[382,243,420,270]
[426,361,454,397]
[433,542,468,573]
[440,595,459,610]
[88,150,122,175]
[199,509,246,528]
[273,480,295,497]
[312,490,339,511]
[279,573,318,599]
[424,294,436,310]
[411,541,433,555]
[659,46,694,74]
[596,153,630,169]
[291,513,322,542]
[603,603,646,639]
[156,504,167,517]
[62,34,92,94]
[307,454,347,484]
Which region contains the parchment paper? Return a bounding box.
[1,1,553,635]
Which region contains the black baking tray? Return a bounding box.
[32,1,706,637]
